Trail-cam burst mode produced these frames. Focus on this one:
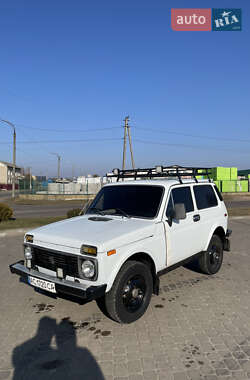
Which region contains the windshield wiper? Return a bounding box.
[110,208,131,218]
[88,207,131,218]
[87,207,105,216]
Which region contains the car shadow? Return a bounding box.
[12,316,105,380]
[183,258,203,274]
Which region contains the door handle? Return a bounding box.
[193,214,200,222]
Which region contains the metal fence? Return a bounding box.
[18,180,103,195]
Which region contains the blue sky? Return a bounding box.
[0,0,249,177]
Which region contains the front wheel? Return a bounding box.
[105,260,153,323]
[198,235,223,275]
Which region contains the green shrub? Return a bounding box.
[66,208,82,219]
[0,203,13,222]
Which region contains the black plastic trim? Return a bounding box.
[223,238,231,252]
[157,251,203,277]
[9,261,106,301]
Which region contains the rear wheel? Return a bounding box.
[105,260,153,323]
[198,235,223,275]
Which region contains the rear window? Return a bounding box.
[166,186,194,215]
[194,185,218,210]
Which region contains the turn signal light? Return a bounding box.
[25,235,33,243]
[107,249,116,256]
[81,245,97,256]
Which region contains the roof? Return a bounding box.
[0,161,21,169]
[104,178,212,189]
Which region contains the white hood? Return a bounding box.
[28,215,155,253]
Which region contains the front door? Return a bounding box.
[163,185,202,267]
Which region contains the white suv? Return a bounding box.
[10,166,231,323]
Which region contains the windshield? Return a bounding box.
[87,185,164,219]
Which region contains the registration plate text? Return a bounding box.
[28,276,56,293]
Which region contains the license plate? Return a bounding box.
[28,276,56,294]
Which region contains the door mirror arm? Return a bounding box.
[166,209,176,227]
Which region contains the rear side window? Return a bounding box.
[194,185,218,210]
[166,186,194,215]
[214,185,223,201]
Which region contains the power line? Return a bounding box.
[134,139,250,154]
[15,124,121,133]
[134,127,250,144]
[7,120,250,144]
[0,137,123,144]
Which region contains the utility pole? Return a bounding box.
[28,167,32,192]
[122,117,128,170]
[127,124,135,170]
[0,119,16,198]
[122,116,135,170]
[51,153,61,180]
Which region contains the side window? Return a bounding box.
[166,186,194,216]
[194,185,218,210]
[214,185,223,201]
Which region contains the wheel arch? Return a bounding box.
[106,251,159,295]
[205,225,226,250]
[124,252,159,295]
[213,226,226,242]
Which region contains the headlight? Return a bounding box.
[24,246,33,259]
[80,245,97,256]
[81,260,95,278]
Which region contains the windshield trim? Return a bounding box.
[86,184,165,220]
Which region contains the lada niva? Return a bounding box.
[10,166,231,323]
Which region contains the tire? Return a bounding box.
[198,235,223,275]
[105,260,153,324]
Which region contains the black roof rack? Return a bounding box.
[106,165,212,184]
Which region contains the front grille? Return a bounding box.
[32,247,79,277]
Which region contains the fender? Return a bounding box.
[105,241,156,292]
[204,224,227,251]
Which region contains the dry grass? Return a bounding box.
[12,199,86,206]
[0,217,65,231]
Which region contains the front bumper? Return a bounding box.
[9,260,106,300]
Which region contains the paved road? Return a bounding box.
[4,199,250,219]
[0,191,11,199]
[225,200,250,209]
[1,218,250,379]
[1,191,250,219]
[12,202,85,218]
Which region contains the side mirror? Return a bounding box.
[167,203,186,226]
[174,203,186,220]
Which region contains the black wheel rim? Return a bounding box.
[122,274,146,313]
[208,244,221,270]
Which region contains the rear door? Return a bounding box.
[163,185,203,267]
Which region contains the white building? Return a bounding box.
[0,161,23,189]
